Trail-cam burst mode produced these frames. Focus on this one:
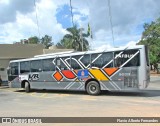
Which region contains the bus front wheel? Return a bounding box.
[25,82,30,93]
[86,81,101,95]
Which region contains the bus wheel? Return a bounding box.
[25,82,30,93]
[86,81,101,95]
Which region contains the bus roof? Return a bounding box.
[9,45,144,63]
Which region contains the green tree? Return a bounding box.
[40,35,53,49]
[28,36,40,44]
[138,18,160,72]
[56,26,89,51]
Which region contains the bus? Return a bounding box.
[8,45,150,95]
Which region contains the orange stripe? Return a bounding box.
[103,68,118,76]
[53,72,63,81]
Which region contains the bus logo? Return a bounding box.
[77,70,88,79]
[28,74,39,81]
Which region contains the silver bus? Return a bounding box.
[8,45,150,95]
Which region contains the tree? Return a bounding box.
[40,35,53,49]
[138,18,160,72]
[56,26,89,51]
[28,36,40,44]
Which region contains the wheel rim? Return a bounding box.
[89,84,97,93]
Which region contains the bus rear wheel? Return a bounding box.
[86,81,101,95]
[25,81,30,93]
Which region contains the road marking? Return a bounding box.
[81,96,97,101]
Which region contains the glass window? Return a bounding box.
[42,58,55,71]
[71,55,82,70]
[0,68,5,71]
[56,57,70,70]
[80,54,90,67]
[91,52,113,68]
[20,61,30,73]
[10,62,19,75]
[114,49,140,67]
[30,60,42,72]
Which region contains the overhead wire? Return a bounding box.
[69,0,74,27]
[107,0,115,47]
[34,0,41,38]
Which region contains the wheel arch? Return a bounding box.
[85,78,100,90]
[21,80,30,88]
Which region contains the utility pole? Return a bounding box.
[80,28,84,51]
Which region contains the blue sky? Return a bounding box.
[0,0,160,50]
[56,4,72,28]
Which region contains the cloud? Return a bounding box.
[0,0,36,24]
[0,0,68,44]
[85,0,160,49]
[0,0,160,48]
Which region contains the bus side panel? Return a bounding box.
[103,67,139,90]
[9,75,21,88]
[31,71,85,90]
[43,82,85,91]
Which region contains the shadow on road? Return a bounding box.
[101,90,160,97]
[13,89,160,98]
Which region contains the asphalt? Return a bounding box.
[0,76,160,126]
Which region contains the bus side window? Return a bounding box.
[92,52,113,68]
[80,54,90,67]
[71,55,82,70]
[20,61,30,73]
[42,58,55,71]
[56,57,70,70]
[91,53,99,68]
[30,60,42,72]
[101,52,113,68]
[124,50,140,67]
[114,50,140,67]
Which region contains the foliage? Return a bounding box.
[138,17,160,68]
[40,35,53,49]
[56,25,90,51]
[28,36,40,44]
[14,35,53,49]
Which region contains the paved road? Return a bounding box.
[0,76,160,126]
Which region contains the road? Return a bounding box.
[0,76,160,126]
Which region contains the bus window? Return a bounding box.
[91,52,113,68]
[91,53,100,68]
[10,62,18,75]
[56,57,70,70]
[71,55,82,70]
[114,50,140,67]
[20,61,30,73]
[42,58,55,71]
[30,60,42,72]
[80,54,90,67]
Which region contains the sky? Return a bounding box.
[0,0,160,50]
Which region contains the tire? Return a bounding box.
[86,81,101,95]
[25,81,30,93]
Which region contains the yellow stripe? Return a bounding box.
[89,69,108,81]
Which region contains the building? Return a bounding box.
[0,44,44,82]
[0,44,74,83]
[43,45,74,54]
